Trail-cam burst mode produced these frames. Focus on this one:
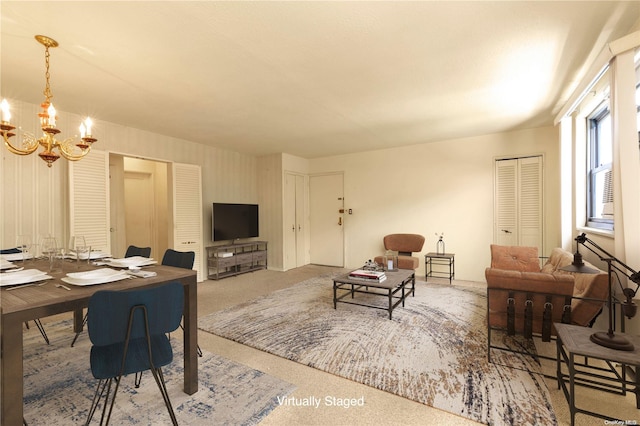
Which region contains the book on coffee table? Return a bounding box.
[348,269,387,282]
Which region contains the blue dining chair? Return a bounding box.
[86,281,183,425]
[161,249,201,357]
[2,247,50,345]
[71,245,153,348]
[161,249,195,270]
[124,245,151,258]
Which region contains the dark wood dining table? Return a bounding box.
[0,258,198,425]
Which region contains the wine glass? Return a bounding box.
[69,236,87,264]
[40,236,58,261]
[15,235,32,264]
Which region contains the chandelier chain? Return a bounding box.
[43,46,53,102]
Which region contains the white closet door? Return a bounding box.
[69,150,110,252]
[495,159,518,246]
[172,162,203,282]
[494,156,543,252]
[518,156,543,249]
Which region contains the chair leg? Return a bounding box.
[86,378,112,426]
[148,367,178,426]
[25,320,50,345]
[179,322,202,357]
[71,313,89,347]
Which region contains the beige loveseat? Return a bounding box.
[486,245,609,342]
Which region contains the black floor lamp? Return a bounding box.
[561,233,640,351]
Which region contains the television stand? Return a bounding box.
[206,241,267,280]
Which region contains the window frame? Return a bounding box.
[586,103,614,231]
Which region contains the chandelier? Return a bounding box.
[0,35,97,168]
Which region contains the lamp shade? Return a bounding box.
[559,252,600,274]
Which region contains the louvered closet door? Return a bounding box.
[172,163,203,281]
[69,149,110,253]
[494,156,543,252]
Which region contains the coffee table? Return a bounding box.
[333,268,415,319]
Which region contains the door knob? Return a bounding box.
[338,217,342,226]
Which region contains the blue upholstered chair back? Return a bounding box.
[88,282,184,346]
[87,282,184,379]
[161,249,195,270]
[125,245,151,258]
[0,247,21,254]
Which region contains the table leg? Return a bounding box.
[1,315,23,425]
[333,280,337,309]
[183,279,198,395]
[635,366,640,409]
[556,336,562,390]
[569,352,576,426]
[388,288,393,320]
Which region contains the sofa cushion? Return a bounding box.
[541,247,574,273]
[373,255,419,270]
[539,247,609,326]
[489,244,540,272]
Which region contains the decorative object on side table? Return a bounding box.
[435,232,445,255]
[561,233,640,351]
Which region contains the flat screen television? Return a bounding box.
[212,203,259,241]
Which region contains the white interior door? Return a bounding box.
[284,173,297,270]
[284,173,308,270]
[309,173,344,267]
[171,162,203,281]
[69,149,110,253]
[294,174,306,266]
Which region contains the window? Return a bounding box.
[586,104,613,230]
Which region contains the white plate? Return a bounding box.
[66,268,126,280]
[0,260,17,270]
[1,253,34,262]
[0,269,52,286]
[105,256,157,268]
[61,269,129,286]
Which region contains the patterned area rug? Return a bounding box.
[199,276,557,425]
[22,319,295,425]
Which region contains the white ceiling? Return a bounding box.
[1,1,639,159]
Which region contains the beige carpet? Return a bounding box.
[199,275,556,425]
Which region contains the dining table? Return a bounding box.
[0,257,199,425]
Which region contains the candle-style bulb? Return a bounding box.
[0,99,10,123]
[84,117,93,136]
[47,104,57,127]
[79,123,86,138]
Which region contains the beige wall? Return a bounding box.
[308,126,561,281]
